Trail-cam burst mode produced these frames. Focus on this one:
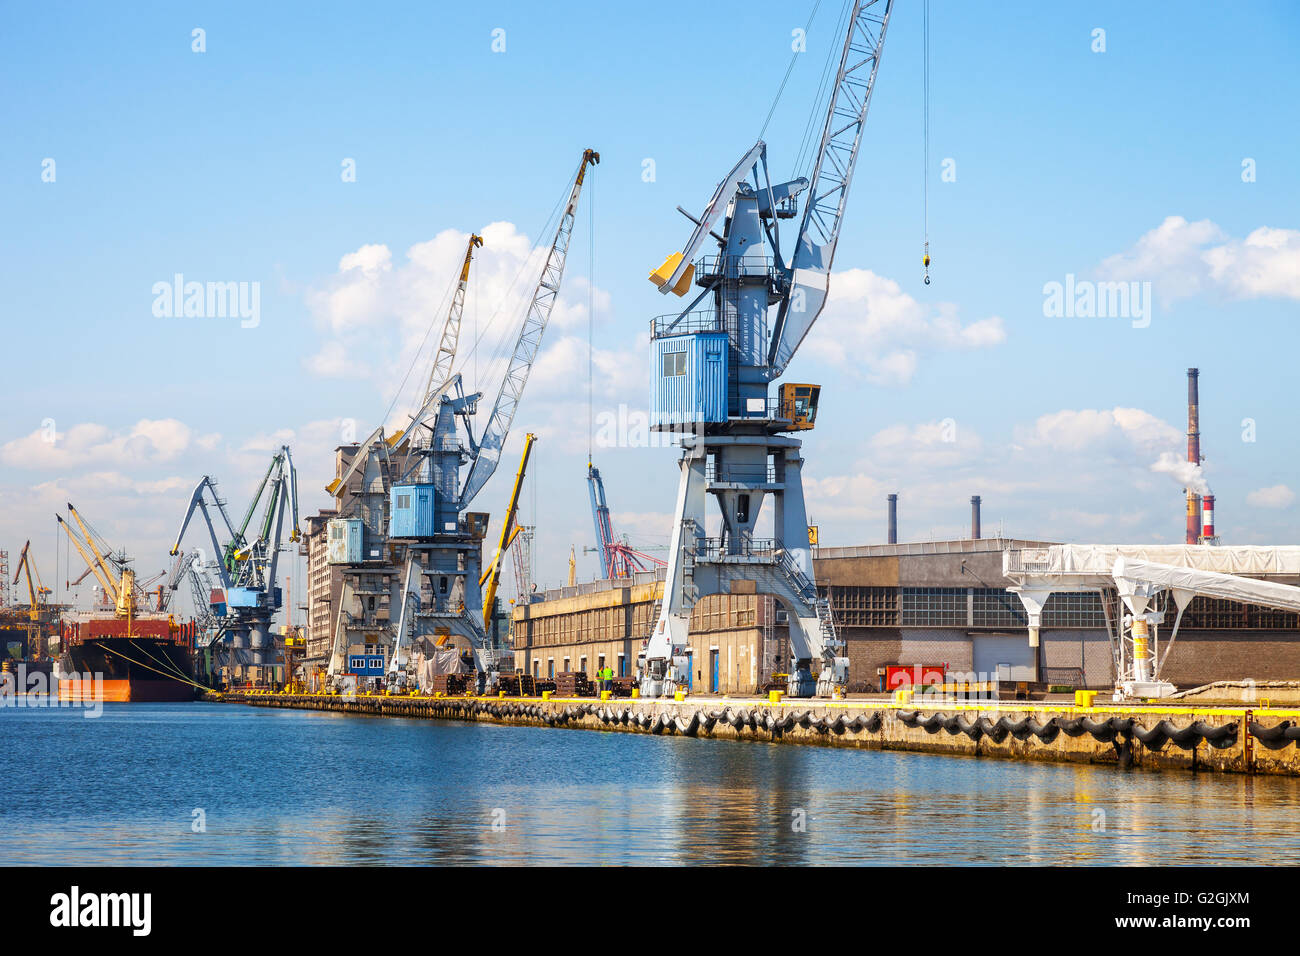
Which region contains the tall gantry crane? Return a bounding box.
[327,149,599,691]
[640,0,892,698]
[170,447,300,674]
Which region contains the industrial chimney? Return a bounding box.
[887,494,898,545]
[1202,493,1216,544]
[1185,368,1202,545]
[971,495,981,540]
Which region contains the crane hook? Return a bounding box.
[922,244,931,285]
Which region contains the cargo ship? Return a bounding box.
[53,502,200,703]
[58,612,198,702]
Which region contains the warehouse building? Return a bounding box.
[511,536,1300,694]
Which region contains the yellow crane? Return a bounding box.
[57,503,137,618]
[12,540,50,623]
[479,433,535,623]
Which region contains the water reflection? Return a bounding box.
[2,704,1299,865]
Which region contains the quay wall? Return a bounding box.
[219,691,1300,777]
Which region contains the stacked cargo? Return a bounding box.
[430,673,471,696]
[497,673,540,696]
[553,670,594,697]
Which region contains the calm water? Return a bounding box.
[2,701,1298,865]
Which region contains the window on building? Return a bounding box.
[548,658,555,679]
[900,587,968,627]
[661,350,687,376]
[396,494,411,509]
[972,588,1028,628]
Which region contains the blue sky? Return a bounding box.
[2,1,1298,619]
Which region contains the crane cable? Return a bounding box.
[922,0,931,285]
[588,163,595,466]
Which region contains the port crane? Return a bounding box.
[480,433,535,629]
[586,462,666,578]
[57,503,142,618]
[12,540,53,657]
[329,149,599,692]
[169,446,300,672]
[640,0,892,697]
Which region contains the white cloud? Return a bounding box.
[1097,216,1300,303]
[1246,484,1295,509]
[0,418,196,470]
[801,269,1006,385]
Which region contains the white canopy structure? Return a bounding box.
[1003,545,1300,699]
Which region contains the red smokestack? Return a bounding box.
[1185,368,1202,544]
[1202,493,1215,542]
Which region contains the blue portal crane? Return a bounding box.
[169,446,300,674]
[640,0,892,698]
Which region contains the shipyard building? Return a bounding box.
[511,533,1300,695]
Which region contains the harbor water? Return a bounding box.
[3,701,1299,866]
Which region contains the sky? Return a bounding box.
[2,0,1298,624]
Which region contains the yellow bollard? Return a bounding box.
[601,690,612,701]
[893,688,913,705]
[674,690,686,702]
[631,689,640,700]
[542,690,552,701]
[498,691,506,699]
[769,690,784,704]
[1075,690,1097,708]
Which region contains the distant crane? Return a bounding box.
[169,447,300,673]
[586,461,666,578]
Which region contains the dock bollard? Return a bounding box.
[600,690,611,701]
[674,690,686,702]
[631,689,639,699]
[1074,690,1097,707]
[542,691,552,701]
[893,688,913,705]
[769,690,784,704]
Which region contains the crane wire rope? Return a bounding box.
[792,0,853,180]
[922,0,931,285]
[759,0,825,140]
[588,163,595,465]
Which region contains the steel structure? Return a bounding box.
[639,0,892,698]
[327,149,599,691]
[587,461,665,578]
[170,447,300,670]
[1005,544,1300,698]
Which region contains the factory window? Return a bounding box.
[533,660,539,679]
[580,656,588,675]
[396,494,411,509]
[901,588,967,627]
[972,589,1028,629]
[661,350,687,376]
[548,658,554,679]
[830,586,899,627]
[1041,592,1106,628]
